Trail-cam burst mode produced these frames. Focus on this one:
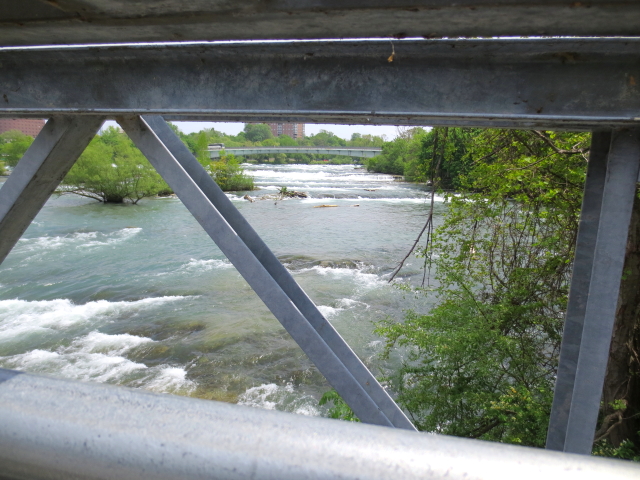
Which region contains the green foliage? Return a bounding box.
[376,129,590,447]
[273,153,287,164]
[0,160,6,176]
[195,131,211,166]
[61,127,169,203]
[349,132,385,147]
[243,123,273,143]
[0,130,34,167]
[365,127,474,188]
[319,390,360,422]
[209,153,254,191]
[307,129,347,147]
[365,128,426,176]
[278,134,297,146]
[594,434,640,462]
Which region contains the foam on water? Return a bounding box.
[0,330,196,394]
[180,258,233,272]
[299,196,441,204]
[15,228,142,254]
[0,296,188,340]
[317,305,343,319]
[141,366,196,394]
[237,383,321,416]
[298,265,386,291]
[337,298,370,309]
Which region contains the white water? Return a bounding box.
[0,164,442,415]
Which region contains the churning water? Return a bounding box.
[0,164,444,416]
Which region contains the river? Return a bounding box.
[0,163,445,417]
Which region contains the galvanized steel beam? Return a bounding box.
[546,131,610,452]
[119,115,413,429]
[144,115,414,430]
[1,1,640,47]
[0,115,104,265]
[561,129,640,454]
[0,369,638,480]
[1,40,640,130]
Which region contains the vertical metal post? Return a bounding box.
[118,115,412,429]
[141,115,415,430]
[546,131,610,451]
[561,129,640,454]
[0,116,104,265]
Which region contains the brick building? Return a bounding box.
[0,119,46,137]
[267,123,305,139]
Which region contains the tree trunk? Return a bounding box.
[601,188,640,447]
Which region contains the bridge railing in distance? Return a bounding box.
[208,146,382,159]
[0,369,638,480]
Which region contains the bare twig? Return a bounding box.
[389,127,447,283]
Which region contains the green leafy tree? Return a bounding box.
[272,153,287,164]
[309,129,346,147]
[61,127,169,203]
[195,131,211,166]
[365,128,427,176]
[243,123,273,143]
[349,132,385,147]
[209,152,254,191]
[0,130,34,167]
[365,127,474,188]
[278,135,297,147]
[376,129,590,447]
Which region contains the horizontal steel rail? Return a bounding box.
[1,1,640,46]
[0,369,638,480]
[1,39,640,129]
[209,146,382,158]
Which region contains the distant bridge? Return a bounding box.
[208,146,382,159]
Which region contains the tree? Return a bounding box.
[272,153,287,164]
[365,127,474,188]
[0,130,34,167]
[195,131,211,166]
[278,134,297,146]
[243,123,273,143]
[376,129,590,447]
[365,128,426,176]
[209,152,254,191]
[349,132,385,147]
[309,129,346,147]
[61,127,169,203]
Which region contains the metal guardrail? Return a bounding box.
[0,369,638,480]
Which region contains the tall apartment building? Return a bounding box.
[0,118,46,137]
[267,123,305,139]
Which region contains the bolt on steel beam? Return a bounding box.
[119,115,413,429]
[0,116,105,265]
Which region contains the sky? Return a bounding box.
[101,120,425,141]
[171,121,422,141]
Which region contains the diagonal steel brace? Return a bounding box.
[119,115,415,429]
[0,116,105,265]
